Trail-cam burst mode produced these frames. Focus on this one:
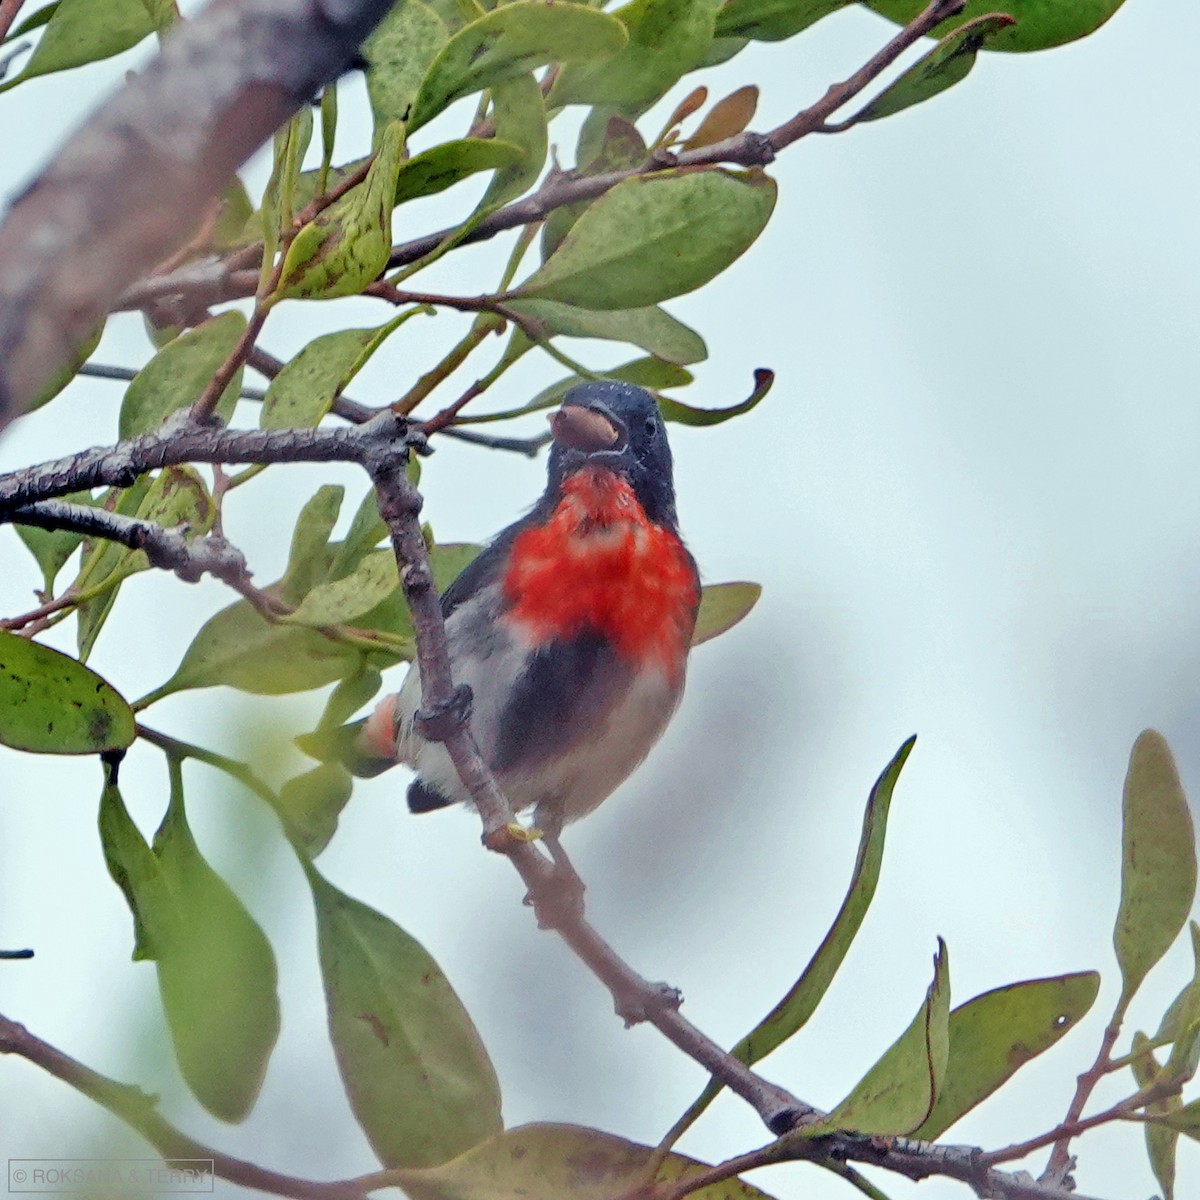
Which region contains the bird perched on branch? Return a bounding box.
[357,381,700,861]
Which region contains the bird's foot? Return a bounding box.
[523,852,587,931]
[613,980,683,1028]
[415,684,473,742]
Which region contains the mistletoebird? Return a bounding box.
[359,381,700,858]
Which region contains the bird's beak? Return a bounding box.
[548,402,625,454]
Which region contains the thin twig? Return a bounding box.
[0,0,27,43]
[0,1013,371,1200]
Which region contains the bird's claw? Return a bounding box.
[415,684,473,742]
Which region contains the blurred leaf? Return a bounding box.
[912,972,1100,1139]
[99,764,280,1121]
[431,542,483,593]
[1131,1032,1179,1200]
[147,600,362,702]
[278,120,407,301]
[285,550,400,628]
[395,138,525,206]
[513,168,776,310]
[119,312,246,437]
[479,74,548,211]
[295,663,384,768]
[683,85,758,149]
[801,940,950,1137]
[863,0,1128,53]
[364,0,449,132]
[669,739,913,1142]
[410,2,626,130]
[714,0,850,41]
[388,1123,782,1200]
[1159,1097,1200,1141]
[15,488,93,592]
[504,299,706,365]
[1114,731,1197,1009]
[1158,923,1200,1044]
[211,179,256,250]
[279,764,354,856]
[699,35,748,65]
[27,322,103,413]
[0,631,134,754]
[0,0,157,92]
[305,861,503,1167]
[542,116,646,260]
[282,485,345,603]
[845,15,1015,126]
[550,0,719,115]
[76,468,214,660]
[660,367,773,426]
[691,582,761,647]
[329,490,390,581]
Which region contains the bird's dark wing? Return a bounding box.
[438,504,550,618]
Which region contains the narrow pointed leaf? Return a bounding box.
[845,15,1015,127]
[306,862,503,1167]
[504,299,706,365]
[478,74,548,211]
[550,0,719,115]
[1131,1031,1179,1200]
[387,1124,781,1200]
[659,367,773,426]
[1157,923,1200,1044]
[395,139,525,207]
[0,631,134,754]
[863,0,1129,53]
[1115,731,1197,1008]
[277,121,407,301]
[912,972,1099,1139]
[668,740,914,1144]
[119,312,246,437]
[683,86,759,149]
[282,485,345,602]
[692,583,761,647]
[513,168,776,311]
[328,490,389,581]
[99,766,281,1121]
[801,940,950,1137]
[409,2,628,131]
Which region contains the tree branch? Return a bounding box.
[0,0,399,430]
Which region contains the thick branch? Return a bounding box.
[0,1013,370,1200]
[0,0,398,430]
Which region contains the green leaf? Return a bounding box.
[668,740,914,1144]
[409,1,628,131]
[99,764,281,1121]
[862,0,1128,53]
[659,367,773,426]
[7,3,59,41]
[0,631,134,754]
[277,120,407,301]
[146,599,362,703]
[459,358,690,425]
[282,485,345,603]
[1158,923,1200,1045]
[550,0,719,115]
[844,15,1015,126]
[691,582,761,646]
[1114,731,1197,1009]
[387,1124,782,1200]
[285,549,400,628]
[801,939,950,1137]
[305,862,503,1167]
[912,972,1100,1140]
[513,168,776,310]
[478,74,549,211]
[714,0,850,42]
[328,490,390,581]
[395,138,525,206]
[364,0,449,132]
[279,764,354,857]
[15,488,93,592]
[27,322,103,413]
[1131,1032,1179,1200]
[430,542,483,593]
[683,85,759,150]
[504,299,706,366]
[119,312,246,438]
[0,0,157,92]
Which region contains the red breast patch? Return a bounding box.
[502,467,698,682]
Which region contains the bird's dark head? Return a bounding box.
[546,382,679,527]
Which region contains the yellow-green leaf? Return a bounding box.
[1114,731,1197,1008]
[0,631,134,754]
[683,85,759,149]
[364,0,449,133]
[714,0,850,42]
[692,582,761,646]
[659,367,773,426]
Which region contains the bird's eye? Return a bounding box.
[643,418,658,438]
